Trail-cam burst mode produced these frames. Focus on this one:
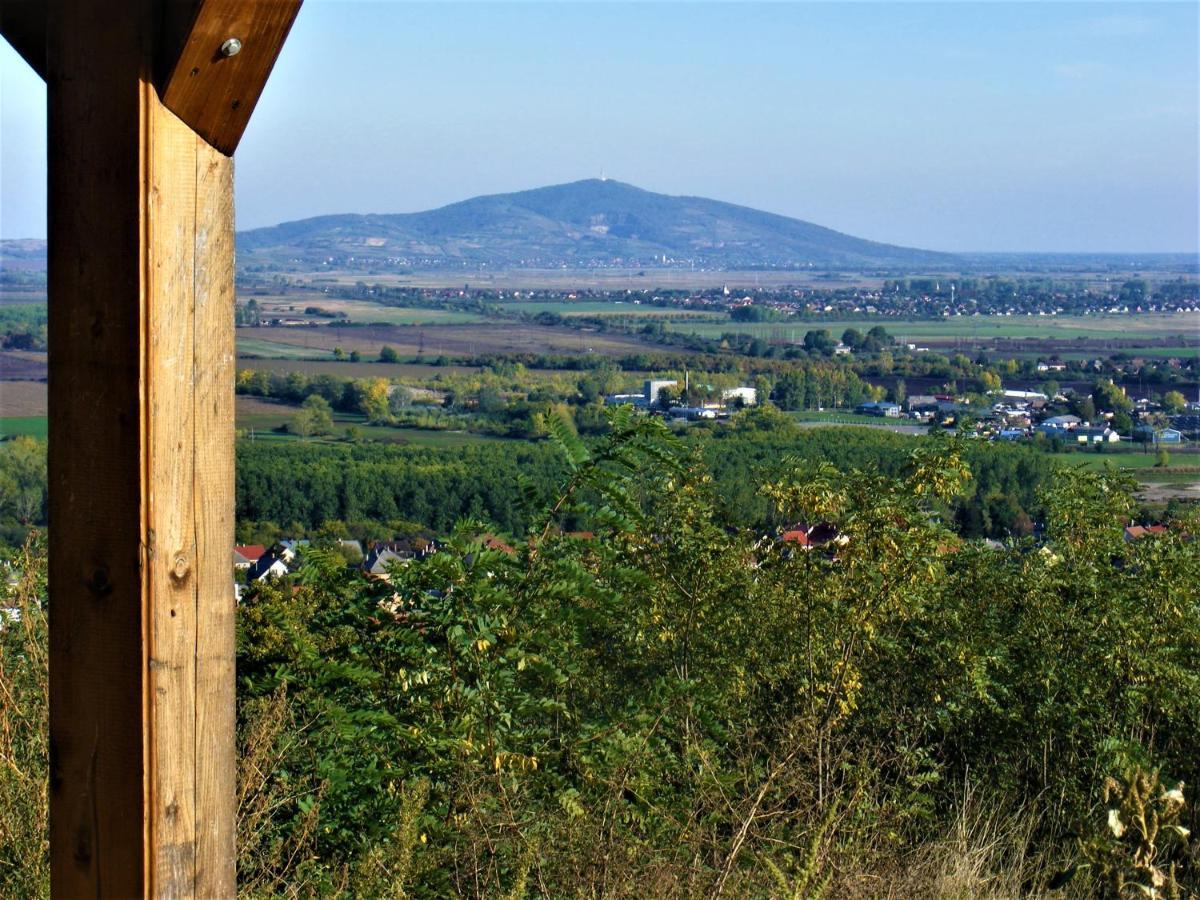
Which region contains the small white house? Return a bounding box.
[1075,427,1120,445]
[249,549,291,582]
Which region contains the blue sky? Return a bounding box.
[2,1,1197,252]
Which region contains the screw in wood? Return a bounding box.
[219,37,242,58]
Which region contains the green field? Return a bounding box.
[666,312,1200,343]
[1066,449,1197,470]
[0,416,47,439]
[243,293,490,326]
[239,423,507,448]
[303,301,489,325]
[236,401,511,448]
[998,347,1200,362]
[3,409,505,448]
[1115,346,1200,359]
[790,410,919,427]
[1062,448,1199,489]
[237,323,657,358]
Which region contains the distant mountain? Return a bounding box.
[237,179,955,270]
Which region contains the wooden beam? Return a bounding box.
[48,0,235,895]
[160,0,302,155]
[0,1,303,151]
[0,0,47,78]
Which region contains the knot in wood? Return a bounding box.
[85,566,112,597]
[171,554,190,582]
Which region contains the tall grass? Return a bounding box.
[0,535,48,898]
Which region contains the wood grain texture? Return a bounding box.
[190,122,237,899]
[48,2,152,892]
[0,0,47,78]
[48,1,236,895]
[160,0,302,155]
[147,100,202,898]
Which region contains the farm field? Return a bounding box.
[0,351,48,380]
[246,294,491,325]
[1112,346,1200,358]
[235,397,511,447]
[235,323,659,358]
[792,418,927,435]
[237,357,585,380]
[0,416,47,439]
[1066,450,1200,477]
[1060,448,1200,497]
[993,346,1199,362]
[1065,448,1198,469]
[790,410,919,427]
[495,300,721,319]
[666,311,1200,343]
[239,358,486,378]
[0,380,47,415]
[237,337,344,359]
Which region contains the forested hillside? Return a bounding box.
[236,179,954,270]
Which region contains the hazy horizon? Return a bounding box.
[2,1,1197,253]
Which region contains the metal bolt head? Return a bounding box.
[220,38,243,58]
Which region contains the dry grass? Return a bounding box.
[878,782,1070,900]
[0,536,49,898]
[236,685,332,898]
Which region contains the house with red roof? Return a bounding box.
[233,544,267,569]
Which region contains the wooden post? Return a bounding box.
[46,1,235,894]
[0,0,298,892]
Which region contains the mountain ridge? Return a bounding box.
[237,179,956,270]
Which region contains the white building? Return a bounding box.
[721,386,758,407]
[644,379,679,405]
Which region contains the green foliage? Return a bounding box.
[292,394,335,437]
[236,441,571,535]
[1092,380,1134,416]
[0,304,47,350]
[1162,391,1187,415]
[0,437,46,546]
[230,433,1199,894]
[3,426,1198,896]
